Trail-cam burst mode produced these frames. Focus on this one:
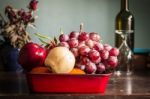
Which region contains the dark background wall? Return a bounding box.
[0,0,150,48]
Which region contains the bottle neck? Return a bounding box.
[121,0,129,11]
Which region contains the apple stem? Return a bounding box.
[80,22,84,33]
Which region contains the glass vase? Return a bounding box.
[114,30,134,76]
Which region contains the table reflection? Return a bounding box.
[0,71,150,96]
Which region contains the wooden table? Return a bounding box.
[0,71,150,99]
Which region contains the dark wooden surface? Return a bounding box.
[0,71,150,99]
[0,54,150,99]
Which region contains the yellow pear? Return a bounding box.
[44,47,75,73]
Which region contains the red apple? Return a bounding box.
[18,42,47,71]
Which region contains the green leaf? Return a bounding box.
[28,23,36,29]
[35,33,51,40]
[38,38,49,45]
[53,36,58,45]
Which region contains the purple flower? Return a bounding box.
[5,6,17,22]
[29,0,38,11]
[21,12,32,23]
[18,9,25,16]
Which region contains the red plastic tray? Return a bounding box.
[26,73,111,94]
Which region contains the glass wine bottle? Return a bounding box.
[114,0,134,76]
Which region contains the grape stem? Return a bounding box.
[80,22,84,33]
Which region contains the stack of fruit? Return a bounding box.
[18,24,119,74]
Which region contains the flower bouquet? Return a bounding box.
[0,0,38,72]
[0,0,38,48]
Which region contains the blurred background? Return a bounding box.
[0,0,150,48]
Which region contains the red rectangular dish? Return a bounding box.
[26,73,111,94]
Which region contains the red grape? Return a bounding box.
[70,48,79,57]
[69,31,79,39]
[100,50,109,60]
[107,56,118,68]
[88,49,100,62]
[103,44,112,51]
[56,28,120,74]
[75,62,86,70]
[78,41,86,48]
[68,38,79,48]
[96,63,106,73]
[92,57,101,64]
[78,32,89,41]
[58,42,69,48]
[59,34,69,42]
[89,32,100,42]
[81,56,90,65]
[85,39,94,48]
[109,47,119,56]
[85,61,97,74]
[93,42,104,51]
[79,46,90,56]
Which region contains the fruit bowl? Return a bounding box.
[20,24,119,94]
[26,73,111,94]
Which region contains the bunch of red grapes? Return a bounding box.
[58,31,119,74]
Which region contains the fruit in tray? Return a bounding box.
[31,66,50,73]
[69,68,85,74]
[18,23,119,74]
[44,47,75,73]
[18,42,47,71]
